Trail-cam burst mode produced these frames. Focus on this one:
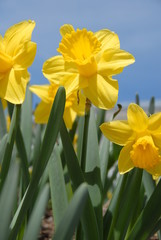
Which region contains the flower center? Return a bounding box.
[58,28,101,77]
[0,51,13,73]
[130,135,161,169]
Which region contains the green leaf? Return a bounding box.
[77,116,85,163]
[111,169,142,240]
[148,96,155,115]
[53,183,88,240]
[0,161,19,240]
[126,178,161,239]
[23,184,49,240]
[99,136,110,189]
[16,126,30,189]
[103,174,128,239]
[9,87,66,239]
[85,108,102,239]
[96,108,106,142]
[0,134,8,165]
[60,120,99,240]
[0,104,21,190]
[31,124,42,176]
[21,86,33,161]
[143,170,155,200]
[49,146,68,228]
[0,99,7,139]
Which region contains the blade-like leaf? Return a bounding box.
[0,162,19,240]
[0,99,7,139]
[60,120,99,240]
[23,184,49,240]
[21,86,33,160]
[53,183,88,240]
[16,126,30,189]
[126,178,161,239]
[0,104,21,190]
[9,87,66,239]
[0,134,8,165]
[85,108,102,239]
[49,146,68,228]
[99,136,110,189]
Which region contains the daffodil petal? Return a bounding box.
[29,85,51,103]
[83,74,118,110]
[94,29,120,51]
[98,49,135,76]
[14,41,36,70]
[0,35,5,51]
[43,55,78,84]
[145,161,161,178]
[34,101,52,124]
[0,69,30,104]
[127,103,148,132]
[4,20,35,56]
[64,108,76,129]
[118,142,134,174]
[71,91,86,116]
[100,120,133,146]
[151,133,161,150]
[148,112,161,133]
[60,24,75,37]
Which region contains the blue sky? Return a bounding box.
[0,0,161,106]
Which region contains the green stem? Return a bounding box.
[0,104,21,191]
[80,98,91,172]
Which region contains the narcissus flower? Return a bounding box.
[30,83,85,129]
[43,24,135,110]
[0,20,36,104]
[100,103,161,178]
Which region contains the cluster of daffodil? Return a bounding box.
[1,20,161,240]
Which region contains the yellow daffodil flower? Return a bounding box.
[30,83,85,129]
[0,20,36,104]
[43,24,135,110]
[100,103,161,178]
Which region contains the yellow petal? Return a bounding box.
[145,161,161,178]
[148,112,161,133]
[43,55,78,84]
[64,108,76,129]
[34,101,52,124]
[127,103,148,132]
[70,91,86,116]
[94,29,120,51]
[4,20,35,56]
[100,120,133,146]
[118,142,134,174]
[29,85,50,103]
[98,49,135,76]
[83,74,118,110]
[0,69,30,104]
[151,133,161,149]
[0,51,13,73]
[0,35,5,51]
[14,41,36,70]
[60,24,75,37]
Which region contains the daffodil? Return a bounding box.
[43,24,135,110]
[100,103,161,178]
[0,20,36,104]
[30,83,85,129]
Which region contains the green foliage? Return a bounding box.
[0,92,161,240]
